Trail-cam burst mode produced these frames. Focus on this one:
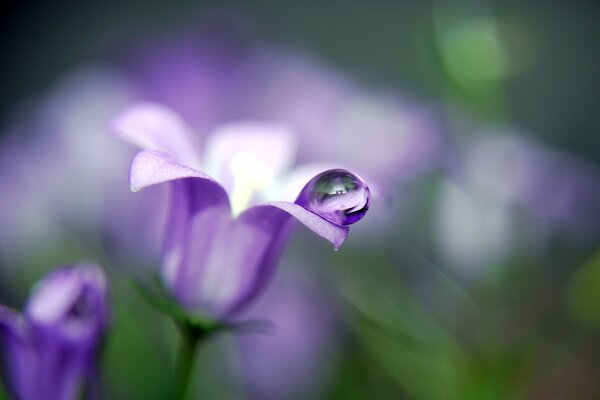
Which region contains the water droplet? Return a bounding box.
[296,169,370,225]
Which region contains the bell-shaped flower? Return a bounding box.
[0,17,445,270]
[111,103,370,319]
[0,264,109,400]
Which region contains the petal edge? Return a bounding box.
[244,202,349,250]
[130,150,223,194]
[111,102,201,168]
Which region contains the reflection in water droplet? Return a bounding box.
[296,169,370,225]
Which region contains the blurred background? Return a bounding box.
[0,0,598,399]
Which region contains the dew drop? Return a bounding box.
[296,169,370,225]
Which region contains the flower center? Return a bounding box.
[229,152,275,215]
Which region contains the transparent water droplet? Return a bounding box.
[296,169,370,225]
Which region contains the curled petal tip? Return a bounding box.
[253,202,349,249]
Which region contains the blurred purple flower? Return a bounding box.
[111,103,367,318]
[437,133,600,271]
[0,16,445,268]
[0,264,108,400]
[237,269,339,400]
[0,68,165,269]
[459,133,600,236]
[119,18,447,188]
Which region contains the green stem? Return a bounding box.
[174,323,203,400]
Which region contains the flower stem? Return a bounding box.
[174,323,203,400]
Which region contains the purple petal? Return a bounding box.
[223,206,296,316]
[0,307,35,400]
[172,204,293,317]
[131,151,232,289]
[252,202,349,250]
[129,149,227,196]
[200,202,346,316]
[1,264,109,400]
[170,201,347,317]
[25,264,109,342]
[111,102,201,168]
[0,306,23,336]
[25,274,83,325]
[162,177,231,292]
[129,150,230,293]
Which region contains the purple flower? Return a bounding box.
[123,27,447,188]
[0,264,109,400]
[111,103,369,318]
[0,19,444,268]
[437,132,600,271]
[458,133,600,236]
[237,269,339,400]
[0,68,161,269]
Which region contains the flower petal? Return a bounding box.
[203,122,297,197]
[25,272,82,325]
[174,203,294,318]
[1,265,109,400]
[170,200,348,318]
[133,151,232,290]
[0,306,34,400]
[162,177,231,291]
[111,102,201,168]
[129,149,227,196]
[244,202,349,250]
[0,306,23,336]
[128,150,233,300]
[217,202,349,316]
[25,264,109,342]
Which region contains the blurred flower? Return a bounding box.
[121,17,447,188]
[111,22,447,250]
[112,103,369,318]
[0,18,445,271]
[437,132,600,272]
[0,263,108,400]
[0,67,164,271]
[237,269,339,400]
